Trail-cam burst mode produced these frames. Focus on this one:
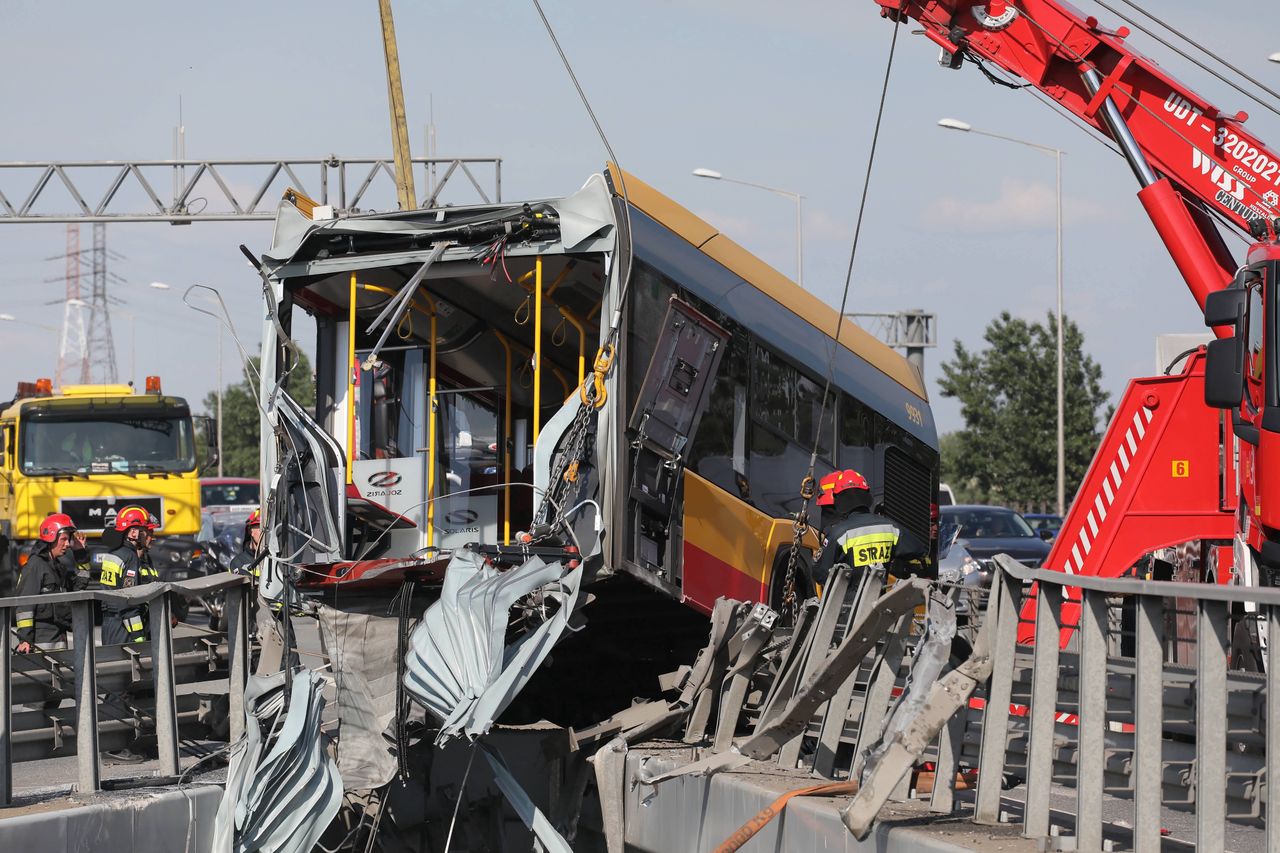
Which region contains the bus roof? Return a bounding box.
[606,165,927,401]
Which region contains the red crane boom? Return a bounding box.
[874,0,1279,313]
[872,2,1280,631]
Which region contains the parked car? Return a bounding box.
[201,477,260,511]
[938,483,956,506]
[1022,513,1063,541]
[939,505,1052,569]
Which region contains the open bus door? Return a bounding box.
[626,297,728,590]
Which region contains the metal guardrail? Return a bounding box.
[981,554,1280,851]
[0,573,250,804]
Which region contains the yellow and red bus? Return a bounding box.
[255,166,938,614]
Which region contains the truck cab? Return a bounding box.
[0,377,211,591]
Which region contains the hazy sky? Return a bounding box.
[1,0,1277,435]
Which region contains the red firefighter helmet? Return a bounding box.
[244,508,262,539]
[114,505,159,531]
[815,469,871,507]
[38,513,77,543]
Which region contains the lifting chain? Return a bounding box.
[780,475,817,622]
[536,388,596,529]
[532,344,615,531]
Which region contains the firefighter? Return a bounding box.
[229,508,262,577]
[812,469,931,588]
[98,505,161,645]
[13,513,92,653]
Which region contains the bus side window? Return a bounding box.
[1,424,10,470]
[687,326,750,496]
[748,344,834,517]
[839,394,876,486]
[625,265,676,411]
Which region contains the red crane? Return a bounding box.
[871,2,1280,616]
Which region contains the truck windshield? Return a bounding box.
[21,416,196,475]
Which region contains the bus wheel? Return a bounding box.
[768,550,815,626]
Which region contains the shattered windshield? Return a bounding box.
[21,416,196,475]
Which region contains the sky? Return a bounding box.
[1,0,1277,435]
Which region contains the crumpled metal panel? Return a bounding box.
[481,743,573,853]
[315,603,402,790]
[403,550,583,743]
[214,669,344,853]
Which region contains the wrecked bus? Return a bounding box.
[250,166,938,614]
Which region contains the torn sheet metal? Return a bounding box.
[482,742,574,853]
[258,388,346,608]
[214,669,344,853]
[590,737,629,853]
[738,579,929,761]
[854,592,956,783]
[262,172,614,268]
[840,597,994,840]
[315,604,402,789]
[402,550,583,743]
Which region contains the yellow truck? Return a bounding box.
[0,377,214,593]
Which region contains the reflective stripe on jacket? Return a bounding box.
[14,547,91,643]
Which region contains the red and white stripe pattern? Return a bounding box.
[1059,405,1156,575]
[966,697,1135,732]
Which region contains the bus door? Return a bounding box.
[433,386,501,550]
[350,348,428,559]
[626,297,728,585]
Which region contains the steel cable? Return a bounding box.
[1012,4,1280,217]
[1097,0,1280,119]
[783,18,901,612]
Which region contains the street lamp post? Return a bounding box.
[151,281,220,475]
[938,118,1067,516]
[692,168,804,288]
[1269,53,1280,63]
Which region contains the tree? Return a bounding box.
[201,353,315,478]
[937,311,1109,512]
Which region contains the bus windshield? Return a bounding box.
[21,415,196,475]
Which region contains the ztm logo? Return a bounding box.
[367,471,403,488]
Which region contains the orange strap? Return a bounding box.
[711,780,858,853]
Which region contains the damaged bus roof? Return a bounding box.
[260,165,931,430]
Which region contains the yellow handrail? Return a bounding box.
[420,292,438,551]
[346,273,357,485]
[533,256,542,444]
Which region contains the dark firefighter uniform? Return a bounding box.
[813,469,932,586]
[15,537,92,649]
[99,507,161,645]
[229,508,262,578]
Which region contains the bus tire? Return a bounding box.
[768,548,815,620]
